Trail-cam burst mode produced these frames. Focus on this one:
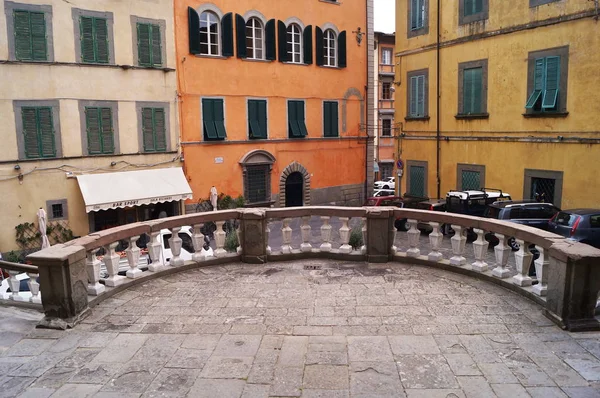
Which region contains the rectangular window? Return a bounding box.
[323,101,339,138]
[80,16,109,63]
[21,107,56,158]
[137,23,162,67]
[246,165,269,204]
[51,203,63,219]
[288,100,308,138]
[461,170,481,190]
[141,108,167,152]
[464,0,484,16]
[381,119,392,137]
[13,10,47,61]
[85,107,114,154]
[409,165,426,197]
[459,0,488,24]
[382,82,392,100]
[380,163,393,180]
[248,99,267,139]
[457,164,485,190]
[526,56,560,112]
[408,74,426,117]
[382,48,392,65]
[462,67,483,114]
[202,99,227,141]
[530,177,556,204]
[410,0,425,30]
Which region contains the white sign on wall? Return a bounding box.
[214,157,224,164]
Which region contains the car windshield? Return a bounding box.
[483,206,500,219]
[554,212,580,227]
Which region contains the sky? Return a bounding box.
[374,0,395,33]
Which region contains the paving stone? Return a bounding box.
[396,355,459,389]
[187,378,245,398]
[527,386,569,397]
[278,336,308,367]
[562,386,600,397]
[3,339,54,357]
[229,324,267,335]
[478,362,518,383]
[405,389,465,398]
[100,361,162,393]
[93,334,148,363]
[16,387,55,398]
[444,354,481,376]
[349,361,404,398]
[490,383,531,398]
[270,366,303,397]
[247,361,276,384]
[306,351,348,365]
[8,352,68,378]
[434,335,468,354]
[529,354,589,386]
[564,358,600,382]
[347,336,393,362]
[457,376,496,398]
[508,362,556,386]
[241,383,270,398]
[212,335,261,357]
[200,356,253,379]
[303,365,349,390]
[69,362,122,384]
[141,367,200,397]
[293,326,332,336]
[57,348,102,368]
[30,366,77,389]
[413,324,460,335]
[301,389,350,398]
[388,335,441,355]
[0,376,34,397]
[164,348,211,369]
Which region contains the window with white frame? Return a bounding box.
[324,29,337,67]
[245,17,264,59]
[382,48,392,65]
[286,23,302,63]
[199,11,219,55]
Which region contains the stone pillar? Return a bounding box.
[360,217,367,255]
[85,248,105,296]
[239,209,267,264]
[281,218,293,254]
[236,226,243,255]
[532,246,548,297]
[492,233,511,279]
[300,216,312,252]
[191,224,206,262]
[427,222,443,262]
[27,244,90,329]
[265,224,272,255]
[7,270,24,302]
[147,230,163,271]
[27,272,41,304]
[365,208,393,263]
[168,227,184,266]
[512,239,533,287]
[103,242,125,287]
[126,236,143,279]
[320,216,332,252]
[339,217,352,254]
[471,229,489,272]
[214,221,227,257]
[406,219,420,258]
[450,225,467,266]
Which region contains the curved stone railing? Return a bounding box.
[0,260,41,305]
[26,206,600,332]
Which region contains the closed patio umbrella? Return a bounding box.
[37,208,50,249]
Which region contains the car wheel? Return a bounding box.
[466,229,477,242]
[394,219,408,232]
[508,237,520,251]
[383,185,389,190]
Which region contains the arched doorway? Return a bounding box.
[285,172,304,207]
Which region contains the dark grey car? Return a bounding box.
[548,209,600,249]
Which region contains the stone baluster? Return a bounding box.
[86,248,105,296]
[390,218,398,255]
[300,216,312,252]
[147,231,162,271]
[427,222,443,262]
[339,217,352,254]
[191,224,207,262]
[492,233,511,278]
[7,270,25,302]
[26,272,41,304]
[168,227,184,266]
[450,225,467,266]
[281,218,293,254]
[471,229,489,272]
[406,219,421,258]
[360,217,367,254]
[266,224,272,255]
[104,242,125,287]
[126,236,142,279]
[512,239,533,287]
[320,216,332,252]
[532,246,548,296]
[236,224,243,255]
[214,221,227,257]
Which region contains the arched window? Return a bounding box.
[245,17,264,59]
[286,23,302,63]
[199,11,219,55]
[324,29,337,67]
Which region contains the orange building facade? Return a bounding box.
[175,0,374,210]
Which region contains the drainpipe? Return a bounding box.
[436,0,441,199]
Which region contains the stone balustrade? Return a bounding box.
[23,206,600,332]
[0,260,41,305]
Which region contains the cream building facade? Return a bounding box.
[0,0,183,254]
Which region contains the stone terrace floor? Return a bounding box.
[1,260,600,397]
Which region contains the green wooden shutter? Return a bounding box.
[410,0,419,30]
[417,75,425,116]
[221,13,233,57]
[464,0,474,15]
[202,99,217,139]
[142,108,155,151]
[30,12,47,60]
[213,99,226,139]
[265,19,276,60]
[154,109,166,151]
[526,58,545,109]
[409,76,418,116]
[288,101,300,137]
[297,102,308,137]
[331,102,338,137]
[474,0,484,13]
[95,18,109,63]
[323,102,331,137]
[338,31,347,68]
[542,56,560,109]
[80,16,95,62]
[235,14,246,58]
[277,20,288,62]
[463,67,482,114]
[409,166,425,197]
[315,27,324,66]
[86,108,102,154]
[22,108,40,158]
[188,7,201,54]
[137,23,151,66]
[100,107,114,153]
[248,100,259,138]
[258,100,267,137]
[38,107,55,157]
[303,25,313,65]
[14,11,32,60]
[151,24,162,66]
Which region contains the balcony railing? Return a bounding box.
[379,64,395,75]
[23,207,600,332]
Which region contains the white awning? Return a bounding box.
[76,168,192,213]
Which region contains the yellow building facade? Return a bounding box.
[0,0,182,254]
[395,0,600,208]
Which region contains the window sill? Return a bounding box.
[193,54,228,60]
[455,113,489,120]
[522,112,569,118]
[322,135,340,138]
[380,135,393,138]
[288,136,307,139]
[284,62,309,66]
[319,65,341,69]
[405,116,430,121]
[319,0,340,5]
[242,58,273,63]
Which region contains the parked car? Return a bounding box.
[548,209,600,249]
[414,198,447,233]
[373,189,395,197]
[363,194,432,231]
[374,176,395,190]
